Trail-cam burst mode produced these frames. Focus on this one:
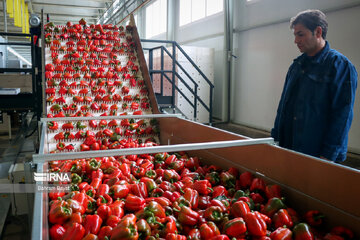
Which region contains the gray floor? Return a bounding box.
[0,128,33,239]
[213,122,360,170]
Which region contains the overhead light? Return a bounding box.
[7,47,32,66]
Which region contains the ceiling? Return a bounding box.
[0,0,147,65]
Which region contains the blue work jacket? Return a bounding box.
[271,42,358,162]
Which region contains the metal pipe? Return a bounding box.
[40,114,183,123]
[171,42,176,109]
[224,0,234,123]
[160,46,164,96]
[33,137,274,162]
[234,2,360,34]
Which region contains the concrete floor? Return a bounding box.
[213,122,360,170]
[0,127,33,239]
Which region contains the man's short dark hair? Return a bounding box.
[290,9,328,39]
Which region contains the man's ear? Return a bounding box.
[315,26,323,38]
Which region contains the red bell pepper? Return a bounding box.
[159,216,177,236]
[98,226,113,240]
[109,200,125,219]
[49,224,66,240]
[204,206,223,222]
[183,187,199,209]
[230,200,250,218]
[330,226,354,239]
[198,195,211,210]
[304,210,325,227]
[220,171,236,188]
[210,199,230,213]
[273,208,293,228]
[166,233,187,240]
[130,182,148,198]
[85,158,101,173]
[140,177,157,193]
[106,215,121,228]
[49,200,72,224]
[144,200,166,218]
[205,172,220,186]
[244,211,267,237]
[188,228,201,240]
[125,194,146,212]
[110,184,129,199]
[239,171,253,189]
[97,204,112,221]
[63,212,83,229]
[136,219,151,238]
[62,223,85,240]
[209,235,230,240]
[66,199,85,214]
[178,205,199,225]
[110,214,139,240]
[212,186,228,198]
[49,191,65,200]
[293,223,314,240]
[250,177,266,193]
[97,184,110,198]
[192,180,213,195]
[265,184,282,200]
[84,214,103,235]
[82,234,99,240]
[261,197,286,217]
[199,222,220,239]
[269,227,293,240]
[287,207,300,224]
[223,217,247,238]
[48,121,59,130]
[163,169,180,183]
[96,194,113,206]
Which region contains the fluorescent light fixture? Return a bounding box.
[7,46,32,66]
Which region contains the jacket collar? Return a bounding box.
[295,41,330,65]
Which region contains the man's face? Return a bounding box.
[293,24,320,56]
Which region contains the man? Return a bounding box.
[271,9,357,162]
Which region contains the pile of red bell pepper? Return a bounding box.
[44,20,150,119]
[47,152,355,240]
[49,118,159,153]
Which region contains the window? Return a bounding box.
[180,0,223,26]
[146,0,167,38]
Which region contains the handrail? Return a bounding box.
[141,39,213,123]
[0,32,32,37]
[174,42,214,88]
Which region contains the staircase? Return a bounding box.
[141,39,214,124]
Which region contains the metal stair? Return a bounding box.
[142,39,214,124]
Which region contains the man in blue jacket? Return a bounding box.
[271,9,357,162]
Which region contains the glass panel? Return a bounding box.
[146,0,167,38]
[179,0,192,26]
[206,0,223,16]
[192,0,206,22]
[145,3,153,38]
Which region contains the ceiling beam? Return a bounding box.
[31,2,106,9]
[35,12,98,18]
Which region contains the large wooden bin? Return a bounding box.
[32,117,360,239]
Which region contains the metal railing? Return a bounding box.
[141,39,214,124]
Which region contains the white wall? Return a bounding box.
[233,0,360,153]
